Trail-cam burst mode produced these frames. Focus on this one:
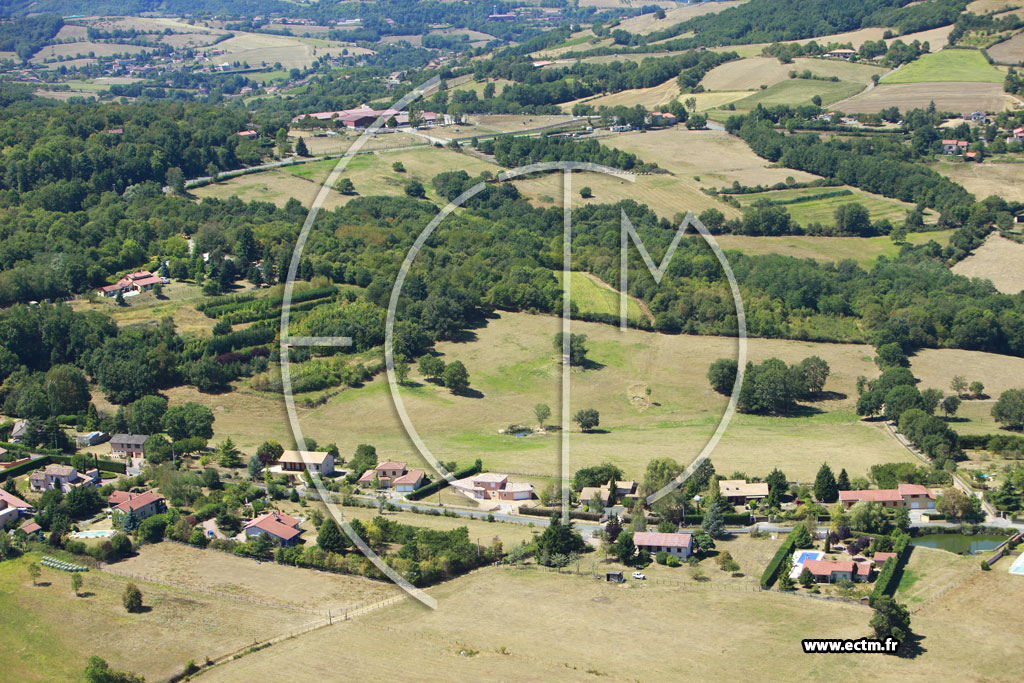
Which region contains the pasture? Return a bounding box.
[716,229,955,268]
[615,0,746,35]
[725,79,866,112]
[30,42,155,64]
[884,49,1006,83]
[988,30,1024,65]
[552,270,648,323]
[951,232,1024,294]
[199,559,1024,682]
[731,185,922,227]
[839,82,1010,115]
[0,552,313,682]
[932,159,1024,203]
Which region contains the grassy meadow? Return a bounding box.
[731,186,922,226]
[716,229,955,268]
[885,49,1006,84]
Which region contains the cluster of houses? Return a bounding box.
[97,270,169,298]
[291,104,452,129]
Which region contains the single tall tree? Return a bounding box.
[814,463,839,503]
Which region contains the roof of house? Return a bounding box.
[473,472,509,483]
[134,275,163,287]
[43,464,76,478]
[839,488,903,503]
[245,511,302,540]
[873,552,898,565]
[632,531,693,548]
[108,491,135,506]
[18,520,41,534]
[393,469,425,485]
[0,489,32,509]
[376,461,407,471]
[718,480,769,498]
[579,486,608,503]
[897,483,934,499]
[804,559,872,577]
[501,482,533,493]
[278,450,332,465]
[111,433,149,447]
[114,490,164,513]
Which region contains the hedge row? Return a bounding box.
[0,456,50,483]
[870,533,912,605]
[959,433,1024,453]
[760,527,800,589]
[518,506,603,522]
[406,463,483,501]
[50,453,126,474]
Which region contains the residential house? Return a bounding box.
[237,130,258,139]
[871,552,898,566]
[450,473,535,501]
[243,511,303,546]
[648,111,678,126]
[16,520,42,539]
[110,434,148,458]
[29,465,99,493]
[718,480,769,505]
[0,489,33,515]
[826,48,857,59]
[632,531,693,559]
[10,419,28,442]
[97,270,168,298]
[0,499,20,530]
[76,431,108,447]
[941,139,969,155]
[964,111,988,122]
[578,480,639,508]
[112,491,166,527]
[393,469,426,494]
[801,559,872,583]
[838,484,935,510]
[357,461,411,488]
[275,450,335,476]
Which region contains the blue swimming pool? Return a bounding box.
[794,550,823,565]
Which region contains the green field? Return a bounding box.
[732,186,921,227]
[716,229,956,268]
[885,49,1006,84]
[552,270,647,323]
[726,78,866,112]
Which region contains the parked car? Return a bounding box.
[631,572,646,580]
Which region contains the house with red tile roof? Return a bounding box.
[243,511,303,546]
[107,490,136,507]
[451,473,535,502]
[838,484,935,510]
[632,531,693,559]
[112,490,166,528]
[941,139,970,155]
[392,469,426,494]
[802,559,872,583]
[357,461,411,488]
[871,552,898,566]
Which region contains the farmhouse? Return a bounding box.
[451,473,534,501]
[632,531,693,559]
[112,491,166,527]
[29,464,100,493]
[275,450,335,476]
[801,559,872,583]
[942,139,969,155]
[838,484,936,510]
[243,511,303,546]
[718,479,769,505]
[826,48,857,59]
[647,112,677,126]
[110,433,148,458]
[97,270,169,298]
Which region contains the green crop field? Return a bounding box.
[726,78,866,112]
[552,270,648,323]
[885,49,1006,83]
[716,229,956,268]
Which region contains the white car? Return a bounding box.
[631,572,646,580]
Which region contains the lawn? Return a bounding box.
[0,551,314,682]
[731,185,924,227]
[885,49,1006,84]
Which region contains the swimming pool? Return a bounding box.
[73,530,114,539]
[789,550,825,579]
[1009,553,1024,576]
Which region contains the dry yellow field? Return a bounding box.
[615,0,746,35]
[989,30,1024,64]
[605,127,820,187]
[199,559,1024,682]
[716,229,954,268]
[910,343,1024,398]
[116,542,399,613]
[966,0,1024,12]
[30,42,155,63]
[933,159,1024,203]
[840,82,1011,114]
[701,56,886,92]
[951,233,1024,294]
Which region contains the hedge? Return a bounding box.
[0,456,50,483]
[406,462,483,501]
[959,432,1024,454]
[49,453,126,474]
[870,533,911,604]
[760,527,800,589]
[518,506,603,522]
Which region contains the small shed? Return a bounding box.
[605,571,624,583]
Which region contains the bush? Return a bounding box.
[122,583,143,612]
[666,555,681,567]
